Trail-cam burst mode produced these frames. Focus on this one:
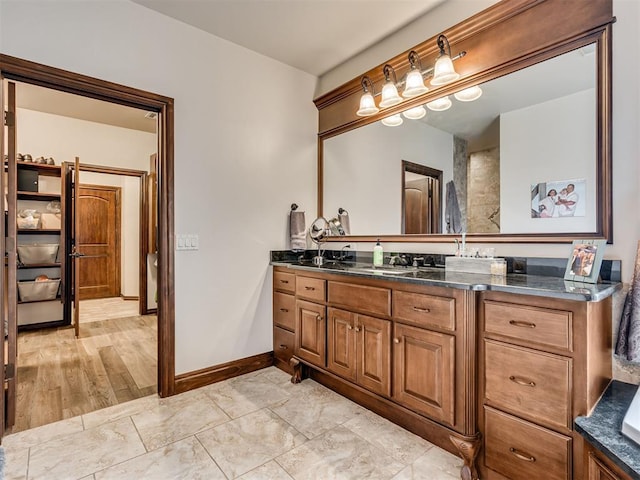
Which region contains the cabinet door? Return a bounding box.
[327,308,356,381]
[587,452,626,480]
[295,299,326,367]
[357,314,391,397]
[393,323,455,425]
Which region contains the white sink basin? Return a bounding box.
[622,386,640,446]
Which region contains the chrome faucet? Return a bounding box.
[338,244,352,262]
[388,255,409,266]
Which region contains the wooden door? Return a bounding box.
[295,299,326,367]
[392,323,455,425]
[327,307,356,382]
[405,178,430,234]
[2,79,17,431]
[77,184,121,300]
[356,314,391,397]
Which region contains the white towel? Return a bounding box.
[616,241,640,362]
[338,212,350,235]
[289,211,306,251]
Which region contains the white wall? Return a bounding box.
[324,120,453,234]
[500,90,596,234]
[0,0,318,375]
[16,108,153,299]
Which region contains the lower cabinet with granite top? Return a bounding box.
[272,265,617,480]
[478,291,613,480]
[585,443,634,480]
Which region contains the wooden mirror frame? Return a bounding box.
[315,0,614,244]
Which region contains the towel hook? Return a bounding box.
[338,207,348,215]
[291,203,299,211]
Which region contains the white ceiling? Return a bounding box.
[131,0,445,76]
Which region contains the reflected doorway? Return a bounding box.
[401,160,442,234]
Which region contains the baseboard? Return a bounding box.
[174,351,274,394]
[143,307,158,315]
[121,295,139,301]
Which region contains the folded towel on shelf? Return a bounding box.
[616,241,640,362]
[445,180,463,234]
[338,212,350,235]
[289,210,306,252]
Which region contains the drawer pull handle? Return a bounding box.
[509,375,536,388]
[316,315,322,321]
[394,338,400,344]
[509,447,536,463]
[279,344,288,350]
[279,308,289,313]
[509,320,536,329]
[279,280,289,284]
[305,286,316,291]
[413,306,431,313]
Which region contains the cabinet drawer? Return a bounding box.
[328,281,390,317]
[484,300,572,351]
[274,292,295,331]
[296,276,326,302]
[484,407,571,480]
[485,340,572,431]
[274,326,295,364]
[393,290,455,330]
[274,271,295,293]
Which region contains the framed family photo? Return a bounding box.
[564,239,606,283]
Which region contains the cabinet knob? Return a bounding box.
[509,447,535,463]
[347,324,353,330]
[354,327,361,332]
[393,338,401,344]
[279,344,288,350]
[412,306,431,313]
[316,315,322,321]
[509,320,536,329]
[279,308,289,313]
[509,375,536,388]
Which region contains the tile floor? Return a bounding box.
[3,367,463,480]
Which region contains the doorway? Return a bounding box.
[0,54,175,437]
[401,160,443,234]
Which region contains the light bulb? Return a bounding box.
[402,105,426,120]
[454,85,482,102]
[379,81,402,108]
[356,92,379,117]
[403,69,428,98]
[426,96,452,111]
[431,54,459,86]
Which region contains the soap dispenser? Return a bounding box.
[373,239,384,267]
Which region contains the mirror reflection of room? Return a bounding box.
[323,44,597,237]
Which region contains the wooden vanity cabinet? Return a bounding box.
[584,442,633,480]
[478,291,612,480]
[273,268,296,372]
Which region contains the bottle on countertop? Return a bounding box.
[373,239,384,267]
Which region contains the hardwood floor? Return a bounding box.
[13,300,157,433]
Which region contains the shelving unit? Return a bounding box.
[11,160,68,330]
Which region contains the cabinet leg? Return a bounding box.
[450,434,481,480]
[290,357,303,384]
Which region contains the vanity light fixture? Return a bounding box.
[356,76,379,117]
[379,64,403,108]
[402,51,429,98]
[454,85,483,102]
[431,35,460,86]
[402,105,427,120]
[381,113,403,127]
[426,96,452,111]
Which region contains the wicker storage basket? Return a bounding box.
[17,244,59,265]
[18,279,61,302]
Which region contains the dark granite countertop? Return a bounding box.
[270,260,621,302]
[575,381,640,480]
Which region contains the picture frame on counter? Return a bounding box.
[564,239,606,283]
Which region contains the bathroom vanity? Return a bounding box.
[271,260,620,480]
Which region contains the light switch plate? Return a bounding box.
[176,234,199,250]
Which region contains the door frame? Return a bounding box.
[71,164,152,313]
[0,54,176,401]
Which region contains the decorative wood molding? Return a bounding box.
[174,351,274,394]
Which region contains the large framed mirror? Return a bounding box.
[316,0,613,243]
